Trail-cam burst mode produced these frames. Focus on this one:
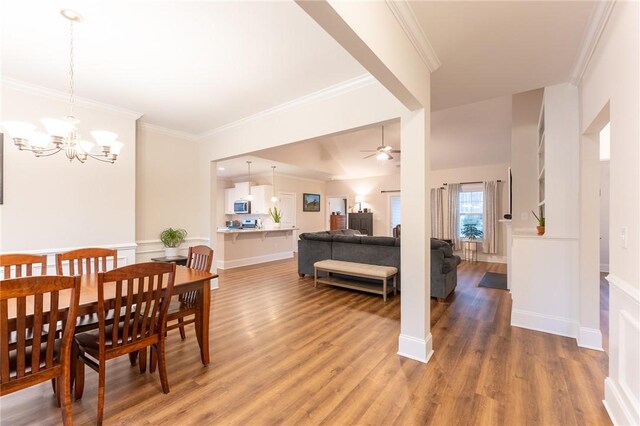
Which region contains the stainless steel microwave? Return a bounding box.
[234,200,251,214]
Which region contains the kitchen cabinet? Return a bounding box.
[348,212,373,236]
[224,188,237,214]
[250,185,273,215]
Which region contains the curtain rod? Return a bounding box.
[443,180,502,185]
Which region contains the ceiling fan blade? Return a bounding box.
[362,153,377,159]
[360,150,377,153]
[389,150,401,154]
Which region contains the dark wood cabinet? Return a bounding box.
[330,214,346,230]
[348,212,373,236]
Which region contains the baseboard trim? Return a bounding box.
[511,308,579,339]
[604,377,639,426]
[577,326,603,351]
[217,251,293,270]
[397,333,434,364]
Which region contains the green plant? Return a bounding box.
[268,207,282,223]
[159,228,188,248]
[461,219,483,240]
[531,210,545,227]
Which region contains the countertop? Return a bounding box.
[217,227,299,234]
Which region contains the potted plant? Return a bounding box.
[461,220,483,240]
[532,210,545,235]
[160,228,188,257]
[268,207,282,228]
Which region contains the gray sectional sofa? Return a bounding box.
[297,230,461,300]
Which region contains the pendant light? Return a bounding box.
[246,161,254,200]
[270,166,278,203]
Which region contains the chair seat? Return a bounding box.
[166,297,197,319]
[75,321,156,354]
[74,307,134,334]
[8,340,61,376]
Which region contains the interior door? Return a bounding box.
[278,192,297,251]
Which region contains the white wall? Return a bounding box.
[580,2,640,424]
[511,88,544,233]
[0,83,138,266]
[135,124,208,261]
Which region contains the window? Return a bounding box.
[459,189,483,238]
[389,195,401,235]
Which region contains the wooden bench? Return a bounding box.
[313,260,398,301]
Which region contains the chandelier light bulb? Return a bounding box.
[2,121,35,141]
[30,132,50,150]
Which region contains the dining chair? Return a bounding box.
[0,253,48,279]
[56,248,118,334]
[55,248,117,276]
[73,262,176,425]
[0,275,81,426]
[149,246,213,373]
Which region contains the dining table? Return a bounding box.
[6,265,217,366]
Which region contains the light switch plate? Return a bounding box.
[620,226,628,249]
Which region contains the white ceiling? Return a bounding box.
[1,0,366,134]
[412,1,595,111]
[2,1,597,177]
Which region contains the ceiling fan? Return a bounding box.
[360,125,400,160]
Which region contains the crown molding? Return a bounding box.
[202,73,376,138]
[385,0,441,73]
[1,78,144,119]
[137,121,200,142]
[569,0,616,85]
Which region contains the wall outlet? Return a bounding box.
[620,226,628,249]
[520,212,528,221]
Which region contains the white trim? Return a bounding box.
[607,274,640,304]
[2,242,138,256]
[397,333,434,363]
[202,74,376,138]
[137,122,200,142]
[604,377,638,426]
[569,0,616,84]
[577,326,604,351]
[511,308,579,338]
[385,1,441,72]
[1,78,143,119]
[217,251,293,270]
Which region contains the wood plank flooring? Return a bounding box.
[0,258,611,425]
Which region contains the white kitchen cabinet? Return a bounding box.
[250,185,273,214]
[224,187,237,214]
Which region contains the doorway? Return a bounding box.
[327,196,347,230]
[599,122,611,353]
[278,192,297,251]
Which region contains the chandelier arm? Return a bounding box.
[34,148,64,157]
[84,153,115,164]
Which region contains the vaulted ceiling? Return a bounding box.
[2,1,597,176]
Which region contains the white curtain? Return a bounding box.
[447,183,461,250]
[483,180,498,254]
[430,188,445,239]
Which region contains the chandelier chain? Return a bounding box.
[69,18,75,117]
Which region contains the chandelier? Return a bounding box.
[1,10,123,163]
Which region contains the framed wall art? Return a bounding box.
[303,193,320,212]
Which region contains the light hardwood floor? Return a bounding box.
[1,258,611,425]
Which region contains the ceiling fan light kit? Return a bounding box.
[361,125,400,161]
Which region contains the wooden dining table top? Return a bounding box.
[5,265,218,318]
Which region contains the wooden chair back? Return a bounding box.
[96,262,175,354]
[0,275,81,396]
[56,248,117,276]
[0,254,48,279]
[393,224,401,238]
[181,246,213,305]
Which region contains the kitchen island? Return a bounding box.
[216,227,299,269]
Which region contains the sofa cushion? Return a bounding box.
[431,239,454,257]
[328,229,362,236]
[361,236,397,247]
[332,235,362,244]
[300,232,333,242]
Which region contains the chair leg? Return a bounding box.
[138,348,147,374]
[97,364,106,426]
[60,371,73,426]
[74,356,85,401]
[149,346,157,373]
[128,351,138,366]
[52,378,61,407]
[178,317,186,340]
[156,342,170,394]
